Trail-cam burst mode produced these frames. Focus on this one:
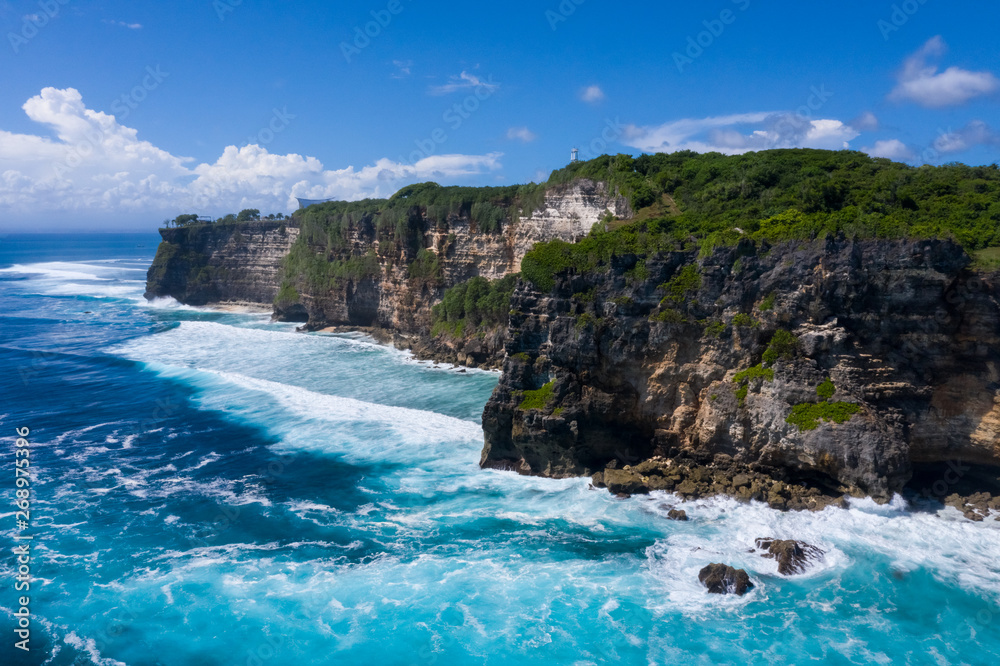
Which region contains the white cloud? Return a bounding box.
[851,112,880,132]
[863,139,915,161]
[622,112,861,155]
[0,87,503,228]
[428,71,499,96]
[580,85,605,104]
[932,120,998,154]
[104,19,143,29]
[506,126,537,143]
[889,36,999,108]
[391,59,413,78]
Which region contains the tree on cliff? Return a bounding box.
[237,209,261,222]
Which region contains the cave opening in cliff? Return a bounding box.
[905,460,1000,502]
[780,467,845,496]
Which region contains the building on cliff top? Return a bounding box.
[296,197,336,209]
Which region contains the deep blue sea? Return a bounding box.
[1,233,999,665]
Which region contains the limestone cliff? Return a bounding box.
[145,179,629,366]
[145,220,297,308]
[481,237,1000,498]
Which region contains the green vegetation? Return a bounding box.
[703,319,726,338]
[650,308,687,324]
[817,378,837,400]
[512,352,532,363]
[281,242,381,294]
[973,247,1000,271]
[759,292,776,311]
[408,248,443,283]
[660,264,702,304]
[431,274,519,337]
[786,402,861,431]
[279,181,548,296]
[732,313,759,329]
[763,330,798,365]
[733,364,775,385]
[733,364,775,407]
[522,149,1000,292]
[625,260,650,283]
[576,312,602,329]
[237,209,261,222]
[275,282,299,305]
[550,149,1000,248]
[471,201,507,234]
[519,380,556,411]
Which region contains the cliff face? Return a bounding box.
[146,179,629,366]
[145,221,298,307]
[481,238,1000,498]
[288,179,630,348]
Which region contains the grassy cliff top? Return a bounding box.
[520,149,1000,290]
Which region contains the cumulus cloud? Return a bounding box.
[0,87,503,226]
[506,127,537,143]
[863,139,915,162]
[622,112,862,155]
[889,36,999,107]
[428,71,499,95]
[580,85,605,104]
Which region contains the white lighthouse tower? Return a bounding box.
[570,148,579,163]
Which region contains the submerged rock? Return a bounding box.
[754,538,824,575]
[698,563,754,596]
[666,509,689,521]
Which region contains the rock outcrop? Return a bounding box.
[482,237,1000,499]
[145,220,297,307]
[754,538,823,575]
[699,564,754,595]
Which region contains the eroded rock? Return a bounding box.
[754,538,824,575]
[698,563,754,596]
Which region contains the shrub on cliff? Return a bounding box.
[786,402,861,431]
[431,274,519,336]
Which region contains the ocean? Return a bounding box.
[1,233,999,665]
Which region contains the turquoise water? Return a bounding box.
[1,234,999,665]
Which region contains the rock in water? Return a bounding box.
[667,509,689,521]
[754,538,824,575]
[698,563,754,595]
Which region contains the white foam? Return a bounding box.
[209,369,482,445]
[0,262,112,281]
[45,282,144,299]
[62,632,127,666]
[637,492,1000,612]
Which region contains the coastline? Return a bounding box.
[156,299,1000,520]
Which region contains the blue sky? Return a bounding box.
[0,0,998,230]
